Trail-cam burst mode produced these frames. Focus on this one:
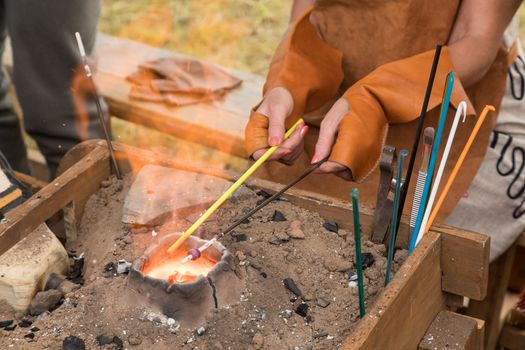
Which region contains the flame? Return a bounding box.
[141,244,217,284]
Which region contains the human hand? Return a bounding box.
[252,87,309,165]
[311,97,353,180]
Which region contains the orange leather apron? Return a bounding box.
[254,0,508,222]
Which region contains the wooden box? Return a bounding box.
[0,140,490,349]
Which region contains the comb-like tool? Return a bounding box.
[409,128,434,238]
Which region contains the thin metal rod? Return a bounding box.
[75,32,122,180]
[179,158,328,264]
[395,45,442,237]
[220,157,328,237]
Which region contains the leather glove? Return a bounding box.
[245,6,344,156]
[331,47,473,181]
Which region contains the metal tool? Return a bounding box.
[385,149,408,286]
[409,127,434,237]
[74,32,122,180]
[179,157,329,264]
[371,145,397,244]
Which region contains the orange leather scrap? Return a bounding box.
[127,57,242,106]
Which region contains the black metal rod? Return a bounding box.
[395,45,442,238]
[220,157,329,237]
[86,77,122,180]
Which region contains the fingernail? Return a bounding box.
[311,155,319,163]
[300,125,309,137]
[269,137,279,146]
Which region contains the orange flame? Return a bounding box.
[141,244,218,284]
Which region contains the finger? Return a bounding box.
[268,124,307,161]
[312,98,349,163]
[267,103,288,146]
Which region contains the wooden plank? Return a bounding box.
[434,224,490,301]
[418,311,484,350]
[466,244,517,350]
[95,34,260,157]
[499,323,525,350]
[0,147,110,255]
[342,230,444,350]
[14,171,48,193]
[2,34,262,158]
[100,74,248,157]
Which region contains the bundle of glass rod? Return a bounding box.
[408,72,455,254]
[413,101,468,247]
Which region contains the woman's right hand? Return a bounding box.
[252,87,309,164]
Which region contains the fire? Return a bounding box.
[141,244,217,284]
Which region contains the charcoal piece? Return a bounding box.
[305,315,313,323]
[96,335,112,346]
[112,336,124,350]
[283,278,303,298]
[256,198,266,206]
[63,336,86,350]
[233,233,247,242]
[31,327,40,332]
[323,221,339,233]
[19,319,32,328]
[295,303,309,317]
[256,190,272,198]
[260,272,268,278]
[347,271,358,281]
[361,253,375,269]
[196,327,206,336]
[69,256,84,281]
[271,210,286,222]
[4,324,16,331]
[24,333,35,341]
[0,320,13,328]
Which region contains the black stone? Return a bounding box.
[271,210,286,222]
[24,333,35,341]
[256,190,272,198]
[19,319,32,328]
[323,221,339,233]
[233,233,247,242]
[4,324,16,331]
[283,278,303,297]
[347,271,358,281]
[103,262,115,272]
[31,327,40,332]
[268,238,284,245]
[361,253,375,269]
[112,336,124,350]
[313,331,328,339]
[260,272,268,278]
[96,335,112,346]
[0,320,13,328]
[69,256,84,280]
[62,336,86,350]
[295,303,309,317]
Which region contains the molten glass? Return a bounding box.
[141,245,217,284]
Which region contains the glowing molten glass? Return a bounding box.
[141,245,218,284]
